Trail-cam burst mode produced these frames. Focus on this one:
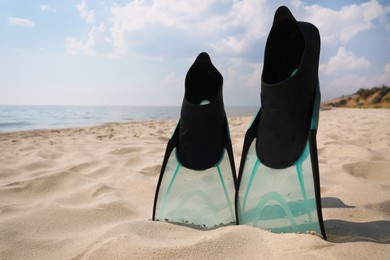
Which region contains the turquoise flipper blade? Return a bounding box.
[154,148,236,228]
[237,140,322,234]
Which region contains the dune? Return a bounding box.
[0,108,389,259]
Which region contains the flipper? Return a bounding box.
[236,6,326,239]
[153,52,237,229]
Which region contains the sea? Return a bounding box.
[0,105,258,132]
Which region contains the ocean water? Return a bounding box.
[0,105,258,132]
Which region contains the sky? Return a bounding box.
[1,0,390,106]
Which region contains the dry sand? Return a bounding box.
[0,108,389,259]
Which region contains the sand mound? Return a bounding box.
[344,161,390,181]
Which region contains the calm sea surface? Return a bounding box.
[0,105,258,132]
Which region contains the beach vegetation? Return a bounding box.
[322,85,390,108]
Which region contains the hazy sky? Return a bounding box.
[1,0,390,106]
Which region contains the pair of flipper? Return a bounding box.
[152,6,326,239]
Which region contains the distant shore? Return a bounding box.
[321,86,390,109]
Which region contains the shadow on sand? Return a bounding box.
[322,197,355,209]
[321,197,390,244]
[325,219,390,244]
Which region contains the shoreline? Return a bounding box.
[1,107,389,134]
[0,105,259,133]
[0,107,388,134]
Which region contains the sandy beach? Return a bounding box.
[0,108,389,259]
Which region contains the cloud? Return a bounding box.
[7,17,35,28]
[63,0,390,104]
[68,1,110,56]
[65,37,84,54]
[304,0,390,43]
[379,62,390,85]
[320,47,373,98]
[320,52,390,99]
[108,0,219,57]
[321,62,390,98]
[65,0,390,61]
[66,23,107,56]
[324,73,372,97]
[245,63,263,88]
[107,0,277,58]
[40,5,57,13]
[77,0,95,24]
[321,47,371,75]
[210,0,274,55]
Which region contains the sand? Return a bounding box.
[0,108,389,259]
